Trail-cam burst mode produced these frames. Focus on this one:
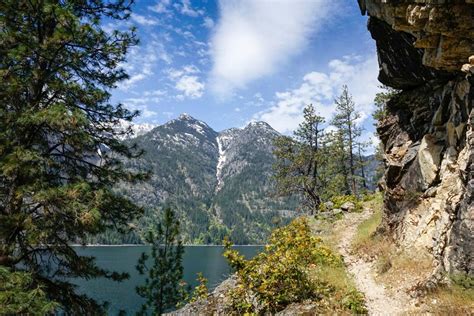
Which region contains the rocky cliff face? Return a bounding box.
[359,0,473,280]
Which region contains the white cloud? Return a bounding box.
[175,76,205,99]
[123,98,160,119]
[131,13,158,26]
[166,65,205,99]
[144,89,167,97]
[209,0,332,97]
[176,0,204,17]
[245,92,266,107]
[119,40,171,89]
[149,0,171,14]
[202,16,215,28]
[253,55,381,134]
[166,64,200,80]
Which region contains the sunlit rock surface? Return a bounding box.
[360,0,473,278]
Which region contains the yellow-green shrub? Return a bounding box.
[223,218,367,314]
[330,195,362,211]
[190,272,209,303]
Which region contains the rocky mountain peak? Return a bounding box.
[120,116,299,244]
[115,119,156,140]
[159,113,216,141]
[245,120,273,130]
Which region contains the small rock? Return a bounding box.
[461,63,474,74]
[340,202,355,212]
[332,208,343,215]
[324,201,334,210]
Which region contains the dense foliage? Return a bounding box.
[0,267,58,314]
[0,0,143,312]
[136,207,187,315]
[223,218,367,314]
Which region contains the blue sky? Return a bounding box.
[110,0,381,147]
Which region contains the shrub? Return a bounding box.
[223,218,366,314]
[190,272,209,303]
[331,195,362,212]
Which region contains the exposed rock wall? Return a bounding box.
[360,0,473,278]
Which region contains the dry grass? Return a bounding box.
[351,193,389,262]
[306,216,368,313]
[424,281,474,315]
[351,194,473,313]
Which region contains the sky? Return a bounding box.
[110,0,381,148]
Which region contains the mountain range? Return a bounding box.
[90,114,379,245]
[94,114,299,245]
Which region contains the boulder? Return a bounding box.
[340,202,356,212]
[324,201,334,210]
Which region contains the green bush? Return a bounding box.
[223,218,367,314]
[190,272,209,303]
[331,195,362,211]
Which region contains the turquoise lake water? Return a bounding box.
[73,246,261,315]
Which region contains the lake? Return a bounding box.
[73,245,261,315]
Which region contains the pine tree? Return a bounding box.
[332,85,362,196]
[0,267,59,315]
[136,207,187,315]
[273,104,325,213]
[356,141,370,191]
[373,85,399,123]
[372,85,398,186]
[0,1,144,313]
[318,130,351,198]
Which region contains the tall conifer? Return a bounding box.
[0,1,143,313]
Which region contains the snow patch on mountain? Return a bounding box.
[215,135,229,192]
[116,120,156,140]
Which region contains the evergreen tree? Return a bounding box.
[0,0,143,313]
[356,141,370,191]
[136,207,187,315]
[332,85,362,196]
[273,104,325,213]
[372,85,398,186]
[318,130,351,198]
[373,85,399,123]
[373,142,385,187]
[0,267,59,315]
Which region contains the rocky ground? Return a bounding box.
[335,210,414,315]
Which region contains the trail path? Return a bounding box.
[336,210,412,316]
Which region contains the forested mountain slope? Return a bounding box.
[99,114,299,244]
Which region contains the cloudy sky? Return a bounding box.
[111,0,380,146]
